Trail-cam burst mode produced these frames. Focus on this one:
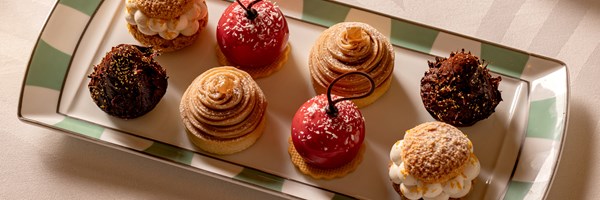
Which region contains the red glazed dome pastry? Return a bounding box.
[88,44,167,119]
[309,22,394,108]
[216,0,290,79]
[125,0,209,52]
[180,66,268,155]
[289,72,375,179]
[420,49,502,126]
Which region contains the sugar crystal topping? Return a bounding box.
[401,122,471,183]
[295,94,364,152]
[220,0,285,49]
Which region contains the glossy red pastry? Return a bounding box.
[216,0,289,68]
[291,72,375,169]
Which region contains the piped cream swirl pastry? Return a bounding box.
[180,66,267,155]
[309,22,394,108]
[125,0,209,52]
[389,122,480,200]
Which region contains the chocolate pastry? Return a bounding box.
[420,50,502,126]
[88,44,168,119]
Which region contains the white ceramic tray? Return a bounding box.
[19,0,569,199]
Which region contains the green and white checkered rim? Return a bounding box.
[19,0,569,199]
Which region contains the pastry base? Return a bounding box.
[287,137,364,179]
[127,15,208,53]
[216,43,290,79]
[185,114,267,155]
[311,74,392,108]
[391,182,472,200]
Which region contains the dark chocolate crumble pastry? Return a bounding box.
[420,49,502,126]
[88,44,168,119]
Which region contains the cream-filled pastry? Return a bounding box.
[389,122,480,200]
[125,0,209,52]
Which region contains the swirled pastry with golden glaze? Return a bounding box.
[180,66,267,155]
[309,22,394,107]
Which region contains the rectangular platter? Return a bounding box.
[19,0,569,199]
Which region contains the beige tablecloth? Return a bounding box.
[1,0,598,199]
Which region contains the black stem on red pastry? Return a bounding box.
[325,71,375,117]
[235,0,262,20]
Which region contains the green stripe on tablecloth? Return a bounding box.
[143,142,194,165]
[54,117,104,139]
[302,0,351,27]
[26,40,71,91]
[481,43,529,78]
[504,181,533,200]
[390,20,439,54]
[527,97,559,140]
[234,168,284,192]
[59,0,102,16]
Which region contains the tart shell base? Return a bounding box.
[311,74,392,108]
[184,113,267,155]
[287,137,364,179]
